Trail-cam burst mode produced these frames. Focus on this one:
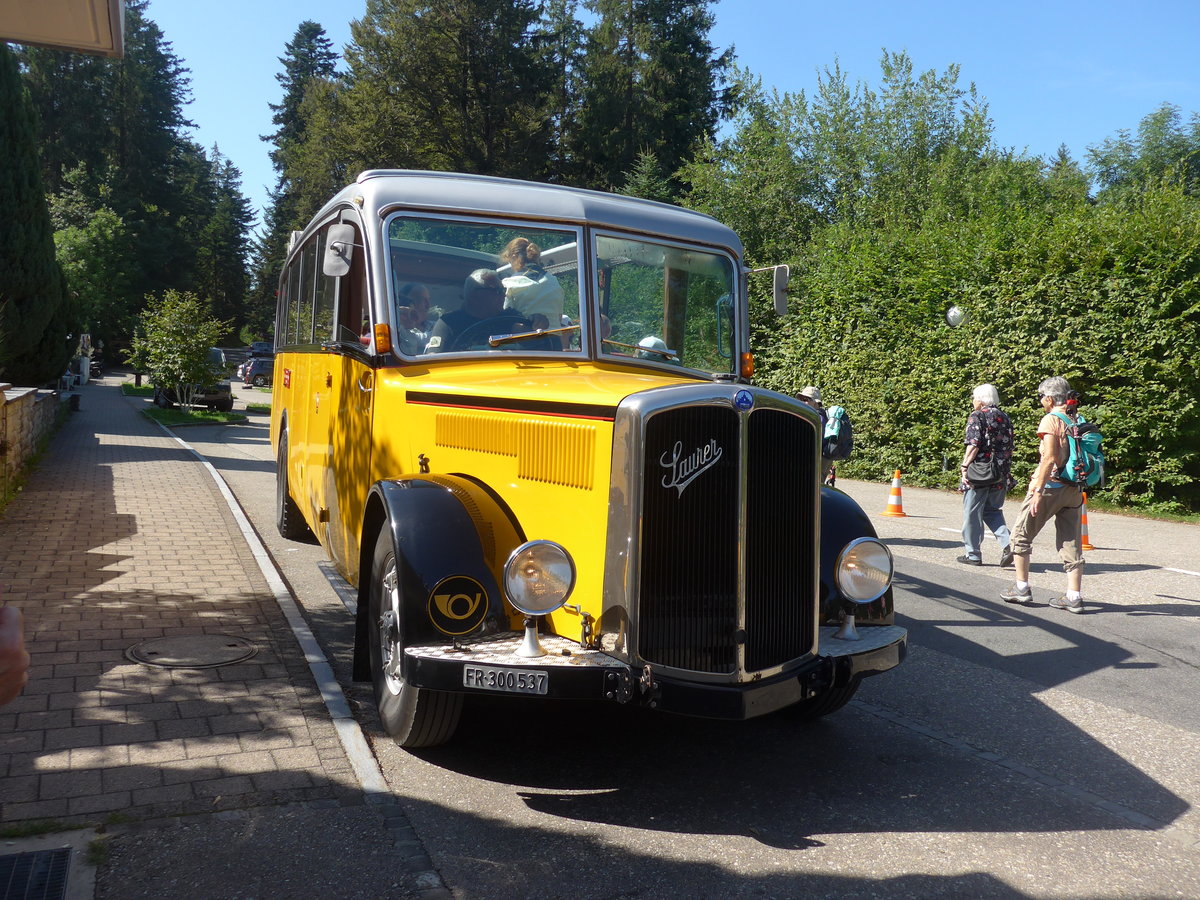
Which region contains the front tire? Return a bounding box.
[275,434,310,540]
[368,528,462,748]
[784,677,861,721]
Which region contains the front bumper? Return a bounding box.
[403,625,906,720]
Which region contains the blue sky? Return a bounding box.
[148,0,1200,231]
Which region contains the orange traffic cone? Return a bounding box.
[1080,492,1095,551]
[881,470,908,517]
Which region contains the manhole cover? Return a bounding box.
[125,635,258,668]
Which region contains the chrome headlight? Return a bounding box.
[503,541,576,616]
[836,537,893,604]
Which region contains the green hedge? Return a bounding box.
[754,181,1200,514]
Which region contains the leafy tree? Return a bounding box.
[126,290,229,409]
[17,1,231,348]
[0,44,77,386]
[1089,103,1200,198]
[680,69,824,266]
[54,207,136,348]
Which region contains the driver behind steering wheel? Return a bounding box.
[426,269,528,353]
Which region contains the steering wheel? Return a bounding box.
[448,314,558,352]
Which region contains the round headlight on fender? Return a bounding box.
[836,537,893,604]
[503,541,576,616]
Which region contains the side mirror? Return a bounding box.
[773,265,790,316]
[323,224,357,277]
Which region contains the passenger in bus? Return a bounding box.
[394,304,426,355]
[426,269,520,352]
[500,237,563,325]
[398,282,438,346]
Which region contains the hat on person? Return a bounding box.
[637,336,668,358]
[799,385,822,402]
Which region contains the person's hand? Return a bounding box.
[0,606,30,706]
[1030,491,1042,517]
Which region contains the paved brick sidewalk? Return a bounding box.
[0,379,363,824]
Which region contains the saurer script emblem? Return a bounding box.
[660,439,723,497]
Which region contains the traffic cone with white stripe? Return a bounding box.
[881,469,908,517]
[1080,492,1095,551]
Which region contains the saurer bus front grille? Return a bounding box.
[637,403,818,675]
[744,409,817,670]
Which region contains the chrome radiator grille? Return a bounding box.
[636,403,817,675]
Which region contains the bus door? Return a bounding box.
[317,218,375,581]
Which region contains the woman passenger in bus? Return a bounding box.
[500,237,563,330]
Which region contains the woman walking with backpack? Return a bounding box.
[958,384,1016,567]
[1000,376,1089,613]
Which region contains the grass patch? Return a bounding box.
[141,407,245,427]
[120,382,153,398]
[86,835,110,866]
[246,402,271,413]
[1084,492,1200,524]
[0,820,72,839]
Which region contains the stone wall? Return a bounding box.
[1,384,65,498]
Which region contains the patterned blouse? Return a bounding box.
[964,405,1016,489]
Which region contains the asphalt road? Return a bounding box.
[180,385,1200,899]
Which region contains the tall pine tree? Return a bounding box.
[337,0,558,178]
[249,21,342,341]
[18,0,254,347]
[570,0,731,193]
[0,44,76,385]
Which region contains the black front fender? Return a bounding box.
[351,475,525,681]
[819,486,894,625]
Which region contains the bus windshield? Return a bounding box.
[594,233,737,376]
[385,215,738,375]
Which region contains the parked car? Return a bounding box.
[153,347,234,412]
[241,357,273,387]
[250,341,274,357]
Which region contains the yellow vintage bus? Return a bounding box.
[271,171,904,747]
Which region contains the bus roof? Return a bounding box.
[317,170,744,259]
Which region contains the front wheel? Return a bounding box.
[253,375,268,387]
[368,528,463,748]
[783,677,861,721]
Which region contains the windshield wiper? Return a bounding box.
[488,324,579,347]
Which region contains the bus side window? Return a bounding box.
[313,229,336,344]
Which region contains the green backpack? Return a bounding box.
[1052,411,1105,488]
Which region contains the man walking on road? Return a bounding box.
[1001,376,1087,612]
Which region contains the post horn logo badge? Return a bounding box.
[428,575,489,636]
